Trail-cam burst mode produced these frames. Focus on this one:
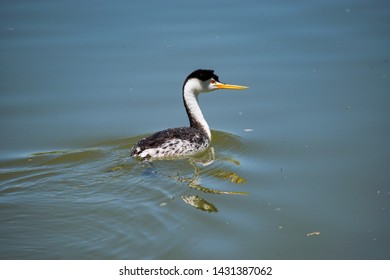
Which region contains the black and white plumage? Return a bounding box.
[130,69,247,160]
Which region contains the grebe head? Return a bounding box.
[183,69,248,94]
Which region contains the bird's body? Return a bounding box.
[129,127,209,159]
[130,69,247,160]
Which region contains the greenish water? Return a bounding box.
[1,0,389,259]
[1,131,250,259]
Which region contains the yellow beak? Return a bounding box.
[215,81,248,90]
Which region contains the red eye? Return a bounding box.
[210,79,215,84]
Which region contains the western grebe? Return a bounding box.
[130,69,248,160]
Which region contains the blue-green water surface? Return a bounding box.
[1,0,389,259]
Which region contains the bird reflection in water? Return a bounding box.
[145,146,248,213]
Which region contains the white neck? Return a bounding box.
[183,81,211,140]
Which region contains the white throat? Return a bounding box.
[183,80,211,140]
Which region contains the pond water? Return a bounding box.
[0,0,389,259]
